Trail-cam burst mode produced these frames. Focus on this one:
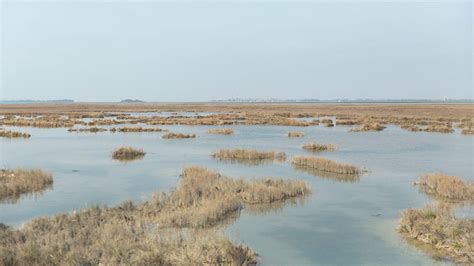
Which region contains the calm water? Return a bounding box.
[1,122,472,265]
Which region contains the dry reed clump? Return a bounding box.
[400,123,421,132]
[0,166,310,265]
[321,119,334,127]
[68,127,107,133]
[292,155,361,175]
[212,149,286,165]
[350,122,386,132]
[461,128,474,135]
[112,147,146,161]
[208,128,234,135]
[335,119,360,126]
[110,127,162,132]
[0,168,53,203]
[415,173,474,202]
[302,143,336,152]
[288,131,304,137]
[398,206,473,263]
[424,124,454,134]
[0,130,31,138]
[162,132,196,139]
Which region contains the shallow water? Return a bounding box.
[1,123,472,265]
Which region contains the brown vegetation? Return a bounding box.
[400,123,422,132]
[208,128,234,135]
[302,143,336,152]
[0,130,31,138]
[68,127,107,133]
[350,122,386,132]
[0,104,472,134]
[110,127,163,132]
[461,128,474,135]
[424,124,454,134]
[288,131,304,137]
[398,206,473,263]
[212,149,286,165]
[162,132,196,139]
[0,168,53,203]
[415,173,474,202]
[0,166,309,265]
[292,155,361,175]
[112,147,146,161]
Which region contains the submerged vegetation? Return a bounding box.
[415,173,474,202]
[292,155,361,175]
[212,149,286,165]
[208,128,234,135]
[0,166,309,265]
[0,129,31,138]
[0,168,53,203]
[398,206,473,263]
[288,131,304,137]
[302,143,336,152]
[112,147,146,161]
[162,132,196,139]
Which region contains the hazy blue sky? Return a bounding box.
[1,1,472,102]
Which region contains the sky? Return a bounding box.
[0,0,472,102]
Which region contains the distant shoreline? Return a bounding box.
[1,99,473,105]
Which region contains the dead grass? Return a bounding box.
[400,124,422,132]
[162,132,196,139]
[350,122,386,132]
[208,128,234,135]
[112,147,146,161]
[288,131,305,137]
[110,127,162,132]
[1,104,472,134]
[0,168,53,203]
[0,166,310,265]
[212,149,286,165]
[424,124,454,134]
[398,206,473,263]
[68,127,107,133]
[302,143,336,152]
[461,128,474,135]
[0,130,31,138]
[292,155,361,175]
[415,173,474,202]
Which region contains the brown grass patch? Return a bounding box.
[415,173,474,202]
[208,128,234,135]
[424,124,454,134]
[461,128,474,135]
[292,155,361,175]
[0,166,309,265]
[0,130,31,138]
[350,122,386,132]
[112,147,146,161]
[398,206,473,263]
[110,127,162,132]
[68,127,107,133]
[302,143,336,152]
[162,132,196,139]
[0,168,53,203]
[288,131,304,137]
[212,149,286,165]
